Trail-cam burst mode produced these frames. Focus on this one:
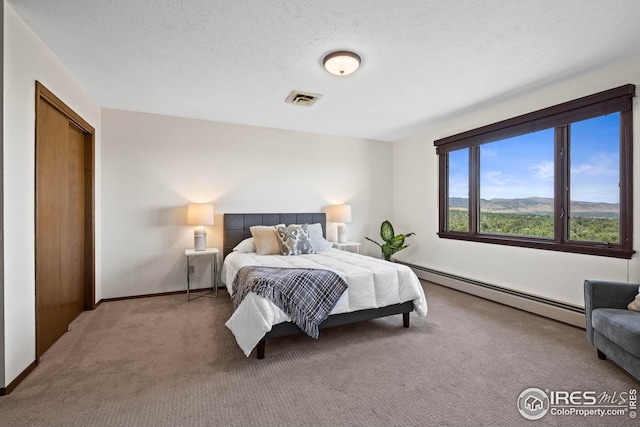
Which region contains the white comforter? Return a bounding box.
[222,249,428,356]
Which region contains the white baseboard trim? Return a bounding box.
[401,262,586,329]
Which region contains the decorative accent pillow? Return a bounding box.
[233,237,256,253]
[250,225,284,255]
[276,224,315,255]
[628,286,640,311]
[296,223,333,252]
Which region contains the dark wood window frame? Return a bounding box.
[434,84,635,259]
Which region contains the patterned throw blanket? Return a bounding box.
[232,266,348,338]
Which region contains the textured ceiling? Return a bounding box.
[8,0,640,141]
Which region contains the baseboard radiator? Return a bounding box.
[399,262,586,329]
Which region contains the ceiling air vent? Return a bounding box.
[285,90,322,107]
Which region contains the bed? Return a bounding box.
[221,213,428,358]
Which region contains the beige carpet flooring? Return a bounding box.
[0,281,637,426]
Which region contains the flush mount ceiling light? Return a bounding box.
[323,50,361,76]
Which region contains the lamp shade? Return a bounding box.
[187,203,214,226]
[331,204,352,223]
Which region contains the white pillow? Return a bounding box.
[293,223,333,252]
[233,237,256,253]
[250,224,284,255]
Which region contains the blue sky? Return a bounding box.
[449,113,620,204]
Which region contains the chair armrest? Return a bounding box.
[584,280,639,343]
[584,280,639,310]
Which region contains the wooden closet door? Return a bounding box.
[36,99,86,358]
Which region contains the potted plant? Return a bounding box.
[366,220,415,261]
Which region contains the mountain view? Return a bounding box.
[449,197,619,219]
[447,197,620,242]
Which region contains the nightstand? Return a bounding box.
[185,248,219,301]
[332,241,361,254]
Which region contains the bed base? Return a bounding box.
[256,301,414,359]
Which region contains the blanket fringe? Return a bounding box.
[258,284,320,338]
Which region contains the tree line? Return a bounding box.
[447,209,619,243]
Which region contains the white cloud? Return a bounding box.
[484,170,515,185]
[571,163,617,177]
[449,177,468,198]
[528,161,554,181]
[572,152,618,177]
[480,145,498,157]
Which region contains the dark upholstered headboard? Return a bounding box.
[223,213,327,258]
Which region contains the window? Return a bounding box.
[479,129,555,238]
[447,148,469,232]
[435,85,635,259]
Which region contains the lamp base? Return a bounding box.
[337,224,347,243]
[194,233,206,251]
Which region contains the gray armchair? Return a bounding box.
[584,280,640,380]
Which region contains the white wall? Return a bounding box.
[393,57,640,308]
[3,2,101,387]
[101,109,392,298]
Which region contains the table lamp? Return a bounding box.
[187,203,214,251]
[331,204,352,243]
